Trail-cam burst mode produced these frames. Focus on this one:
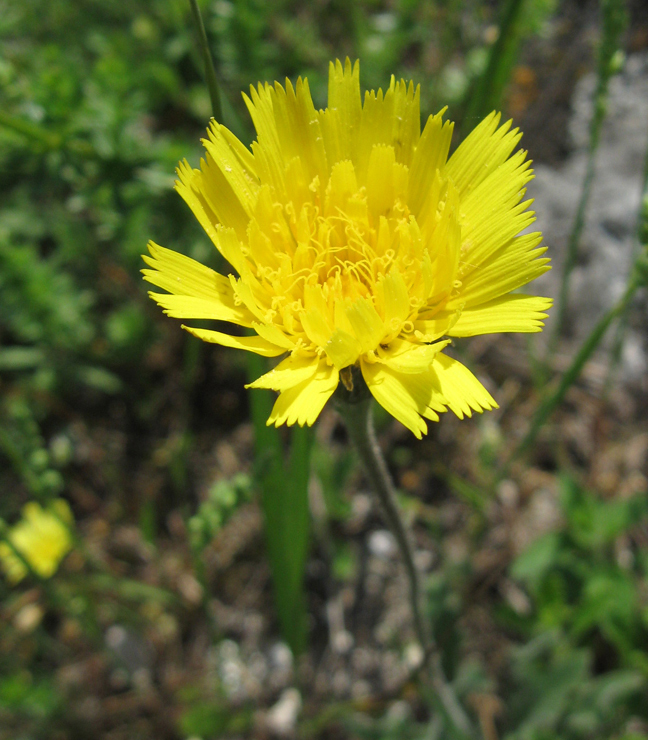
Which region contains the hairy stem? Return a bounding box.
[336,390,475,738]
[339,398,428,645]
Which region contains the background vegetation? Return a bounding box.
[1,0,648,738]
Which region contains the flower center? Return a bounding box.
[242,158,456,354]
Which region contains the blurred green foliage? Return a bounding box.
[505,631,645,740]
[0,672,63,739]
[510,478,648,671]
[0,398,64,506]
[188,472,252,551]
[502,478,648,738]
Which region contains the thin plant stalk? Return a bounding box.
[335,382,475,739]
[188,0,222,123]
[505,266,644,470]
[461,0,526,135]
[548,0,627,354]
[338,398,429,648]
[604,127,648,390]
[549,126,603,356]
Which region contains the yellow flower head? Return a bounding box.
[143,59,550,437]
[0,500,74,583]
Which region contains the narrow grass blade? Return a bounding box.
[186,0,247,140]
[506,216,647,469]
[549,0,628,351]
[505,125,646,470]
[605,125,648,388]
[508,278,636,466]
[188,0,222,123]
[461,0,526,134]
[246,358,313,656]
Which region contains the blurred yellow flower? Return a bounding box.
[0,500,73,583]
[144,59,550,437]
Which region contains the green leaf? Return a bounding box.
[247,353,312,656]
[511,532,561,586]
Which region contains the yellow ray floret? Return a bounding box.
[142,59,551,435]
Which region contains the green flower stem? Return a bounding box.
[338,397,428,644]
[188,0,223,123]
[335,383,475,738]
